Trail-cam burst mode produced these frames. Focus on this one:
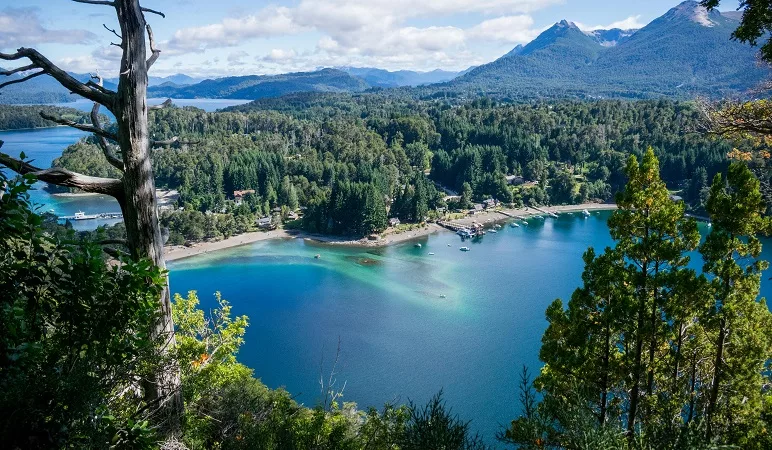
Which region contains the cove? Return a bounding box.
[168,213,772,440]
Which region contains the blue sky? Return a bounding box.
[0,0,742,77]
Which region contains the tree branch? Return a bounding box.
[103,23,122,40]
[0,70,45,90]
[39,112,118,140]
[89,73,124,171]
[0,152,123,197]
[0,48,114,108]
[151,137,200,147]
[141,7,166,18]
[0,65,36,76]
[146,25,161,69]
[72,0,115,6]
[148,99,173,110]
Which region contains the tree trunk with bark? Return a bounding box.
[1,0,182,432]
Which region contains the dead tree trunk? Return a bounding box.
[1,0,181,432]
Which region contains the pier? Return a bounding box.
[531,206,559,218]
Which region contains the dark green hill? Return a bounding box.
[147,68,369,99]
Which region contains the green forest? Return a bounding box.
[43,97,738,244]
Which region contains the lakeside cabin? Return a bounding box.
[233,189,256,205]
[389,217,401,227]
[257,217,276,230]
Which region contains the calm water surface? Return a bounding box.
[6,123,772,442]
[168,215,772,441]
[1,99,251,229]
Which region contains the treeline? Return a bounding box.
[46,97,736,242]
[0,105,97,131]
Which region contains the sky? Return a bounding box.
[0,0,743,78]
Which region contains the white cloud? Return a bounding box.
[165,6,302,54]
[575,15,647,31]
[260,49,298,62]
[0,7,97,49]
[155,0,564,73]
[467,15,538,43]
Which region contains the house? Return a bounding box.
[257,217,275,230]
[483,198,499,209]
[286,211,299,221]
[505,175,525,186]
[469,203,484,214]
[233,189,255,205]
[389,217,401,227]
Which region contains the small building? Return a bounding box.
[257,217,275,230]
[233,189,256,205]
[286,211,299,221]
[505,175,525,186]
[483,198,499,209]
[389,217,401,227]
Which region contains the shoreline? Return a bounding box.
[164,202,616,262]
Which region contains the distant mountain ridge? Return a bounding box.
[339,67,463,87]
[147,68,369,100]
[444,1,767,99]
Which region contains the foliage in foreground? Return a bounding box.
[502,150,772,449]
[0,171,487,449]
[0,171,166,448]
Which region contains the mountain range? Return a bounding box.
[440,1,766,99]
[0,1,767,104]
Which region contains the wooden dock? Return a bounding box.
[531,206,559,218]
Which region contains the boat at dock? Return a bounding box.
[415,243,422,248]
[60,211,123,221]
[510,222,520,228]
[582,209,591,217]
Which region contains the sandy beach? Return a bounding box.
[164,203,616,262]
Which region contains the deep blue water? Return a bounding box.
[168,215,772,442]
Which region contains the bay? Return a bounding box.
[0,99,252,230]
[168,213,772,441]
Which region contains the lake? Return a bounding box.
[5,120,772,443]
[0,99,251,230]
[168,215,772,442]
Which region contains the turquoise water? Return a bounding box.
[169,214,772,441]
[1,99,251,230]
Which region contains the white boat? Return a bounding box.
[490,229,498,233]
[428,252,435,255]
[415,243,422,248]
[439,294,447,298]
[460,246,470,252]
[582,209,591,217]
[522,220,528,225]
[511,222,520,228]
[73,211,99,220]
[707,223,712,228]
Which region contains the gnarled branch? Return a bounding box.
[141,7,165,18]
[0,65,36,76]
[146,25,161,69]
[149,98,173,110]
[0,152,123,197]
[39,112,118,140]
[0,48,114,108]
[72,0,115,6]
[0,70,45,90]
[90,73,124,171]
[151,137,201,147]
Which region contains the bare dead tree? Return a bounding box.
[0,0,184,432]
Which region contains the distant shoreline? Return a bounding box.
[164,203,617,262]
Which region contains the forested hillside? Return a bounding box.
[42,96,735,243]
[0,105,98,130]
